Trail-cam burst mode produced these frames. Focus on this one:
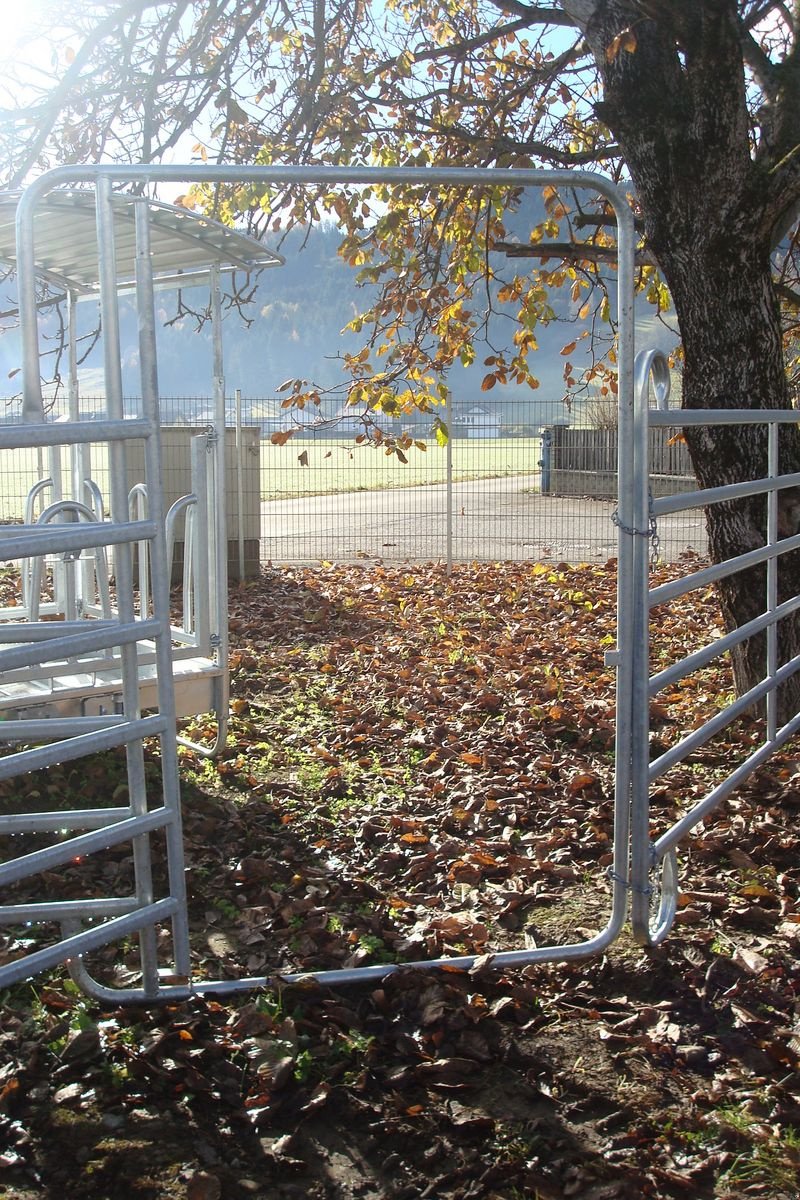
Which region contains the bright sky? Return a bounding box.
[0,1,53,59]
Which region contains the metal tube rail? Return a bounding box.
[7,162,638,1000]
[0,714,168,781]
[0,619,121,641]
[0,899,181,991]
[0,520,158,562]
[649,652,800,781]
[0,807,131,833]
[653,470,800,518]
[653,703,800,860]
[649,408,800,425]
[0,419,151,449]
[648,591,800,696]
[1,897,138,922]
[68,911,633,1006]
[0,807,172,887]
[0,617,162,672]
[649,530,800,606]
[0,720,133,745]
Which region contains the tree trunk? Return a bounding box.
[665,244,800,719]
[576,0,800,721]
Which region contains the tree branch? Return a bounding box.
[494,239,657,265]
[485,1,579,27]
[776,279,800,306]
[6,0,165,185]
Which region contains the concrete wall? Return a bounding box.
[127,426,261,581]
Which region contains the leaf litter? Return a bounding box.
[1,560,800,1199]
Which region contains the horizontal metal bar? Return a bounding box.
[649,531,800,607]
[0,897,179,991]
[0,713,168,781]
[648,408,800,426]
[0,418,152,449]
[0,620,120,643]
[0,520,158,562]
[0,806,131,834]
[648,653,800,780]
[650,592,800,695]
[654,701,800,858]
[0,806,172,887]
[0,896,137,923]
[0,717,130,743]
[67,912,630,1005]
[0,617,161,672]
[25,163,634,206]
[653,471,800,517]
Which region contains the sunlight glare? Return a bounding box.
[0,1,57,67]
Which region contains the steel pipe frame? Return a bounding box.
[627,360,800,944]
[7,163,637,1002]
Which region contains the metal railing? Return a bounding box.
[0,399,706,568]
[0,161,644,1003]
[618,352,800,943]
[7,165,789,1006]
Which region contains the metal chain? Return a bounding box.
[611,488,660,563]
[605,866,654,897]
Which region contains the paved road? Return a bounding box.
[260,474,708,564]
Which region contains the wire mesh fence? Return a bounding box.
[0,393,707,566]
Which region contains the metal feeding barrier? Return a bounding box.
[0,163,795,1004]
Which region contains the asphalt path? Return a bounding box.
[261,474,708,564]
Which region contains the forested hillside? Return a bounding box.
[1,200,677,422]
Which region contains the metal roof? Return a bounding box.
[0,189,283,295]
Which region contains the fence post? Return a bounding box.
[235,388,245,582]
[446,389,453,576]
[539,429,552,494]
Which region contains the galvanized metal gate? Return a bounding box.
[619,350,800,945]
[2,162,792,1005]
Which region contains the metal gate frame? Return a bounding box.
[2,162,644,1003]
[620,351,800,945]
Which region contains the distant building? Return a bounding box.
[459,404,501,439]
[247,399,284,436]
[325,402,403,438]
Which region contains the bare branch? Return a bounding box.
[494,239,656,266]
[485,1,579,27]
[5,0,165,185]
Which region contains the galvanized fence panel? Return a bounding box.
[618,352,800,945]
[1,395,708,565]
[1,161,641,1003]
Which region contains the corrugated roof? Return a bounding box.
[0,189,283,295]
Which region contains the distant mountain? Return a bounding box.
[0,198,679,425]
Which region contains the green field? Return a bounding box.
[259,436,540,500]
[0,437,541,518]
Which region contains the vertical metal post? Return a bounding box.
[190,435,211,652]
[67,289,92,614]
[135,197,191,984]
[95,183,158,992]
[766,422,778,741]
[539,429,552,494]
[627,350,670,938]
[210,264,230,738]
[235,387,245,581]
[446,388,453,576]
[610,190,639,936]
[16,193,45,425]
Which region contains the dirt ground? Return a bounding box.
[1,562,798,1199]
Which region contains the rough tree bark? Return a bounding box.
[568,0,800,719]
